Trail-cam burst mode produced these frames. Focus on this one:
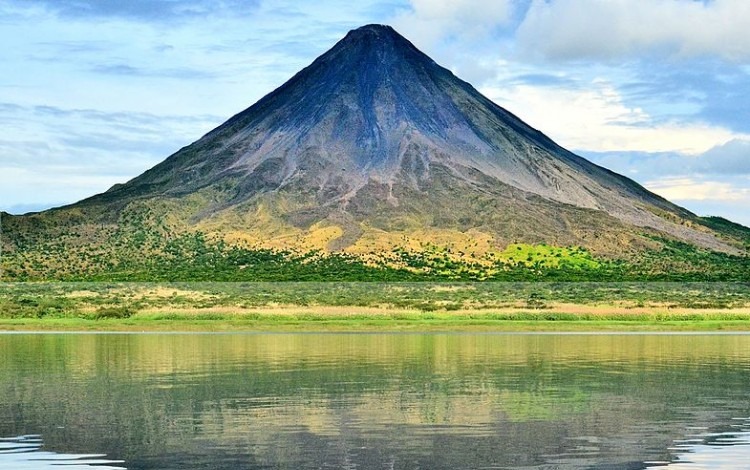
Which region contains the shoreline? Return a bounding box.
[4,282,750,332]
[2,306,750,332]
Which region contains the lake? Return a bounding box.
[1,333,749,469]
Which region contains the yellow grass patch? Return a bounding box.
[64,290,100,299]
[302,223,344,251]
[133,304,750,318]
[135,305,422,317]
[119,287,217,301]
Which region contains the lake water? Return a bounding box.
[1,333,749,469]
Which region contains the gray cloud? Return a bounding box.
[699,84,750,134]
[90,63,218,80]
[517,0,750,63]
[697,139,750,174]
[90,64,141,76]
[16,0,261,22]
[34,40,116,55]
[583,150,685,181]
[0,102,23,113]
[26,104,222,127]
[584,139,750,181]
[27,43,220,81]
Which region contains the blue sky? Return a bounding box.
[1,0,749,226]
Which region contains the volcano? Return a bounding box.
[4,24,748,280]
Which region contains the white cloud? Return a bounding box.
[642,175,750,226]
[392,0,514,48]
[518,0,750,62]
[483,80,745,154]
[644,177,750,202]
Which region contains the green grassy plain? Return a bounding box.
[2,282,750,331]
[1,311,750,332]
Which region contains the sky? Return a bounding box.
[1,0,749,226]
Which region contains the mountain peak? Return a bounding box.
[79,23,738,257]
[339,24,410,48]
[327,23,427,67]
[345,23,398,37]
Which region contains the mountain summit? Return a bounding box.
[98,24,663,209]
[5,24,748,281]
[85,24,725,254]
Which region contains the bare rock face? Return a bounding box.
[76,24,738,254]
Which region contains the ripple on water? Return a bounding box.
[0,435,126,470]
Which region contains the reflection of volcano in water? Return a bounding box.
[2,334,750,470]
[645,419,750,469]
[0,435,126,470]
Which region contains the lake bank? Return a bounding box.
[3,282,750,331]
[2,306,750,332]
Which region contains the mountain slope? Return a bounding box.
[2,24,748,280]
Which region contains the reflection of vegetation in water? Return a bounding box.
[1,334,750,468]
[497,388,592,422]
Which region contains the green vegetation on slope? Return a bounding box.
[2,204,749,282]
[698,216,750,250]
[3,230,749,282]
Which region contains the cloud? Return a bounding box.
[13,0,261,22]
[482,79,745,154]
[696,139,750,174]
[615,60,750,134]
[698,76,750,134]
[90,63,217,80]
[583,150,684,180]
[0,102,222,178]
[644,177,750,202]
[584,139,750,179]
[517,0,750,62]
[389,1,524,86]
[24,104,221,133]
[392,0,514,47]
[642,176,750,225]
[582,141,750,225]
[0,101,217,213]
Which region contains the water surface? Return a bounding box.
[1,333,749,469]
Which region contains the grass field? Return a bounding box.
[0,310,750,332]
[2,282,750,331]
